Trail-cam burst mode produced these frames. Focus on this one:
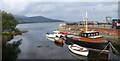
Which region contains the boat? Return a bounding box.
[66,34,74,38]
[46,35,63,44]
[69,50,88,60]
[68,44,89,56]
[60,32,67,36]
[46,37,55,41]
[46,30,62,38]
[46,36,64,47]
[54,36,63,44]
[64,12,108,50]
[65,30,108,50]
[54,41,64,47]
[69,51,88,60]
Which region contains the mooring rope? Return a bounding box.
[99,43,109,55]
[99,42,120,55]
[109,42,120,54]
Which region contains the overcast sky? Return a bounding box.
[1,0,119,22]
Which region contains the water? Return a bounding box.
[15,22,76,59]
[9,22,119,60]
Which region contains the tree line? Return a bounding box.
[2,11,19,32]
[2,11,22,61]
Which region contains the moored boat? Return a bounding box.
[65,31,108,50]
[54,41,64,47]
[54,36,63,44]
[68,44,89,56]
[46,37,55,41]
[69,51,88,60]
[64,12,108,50]
[46,30,62,38]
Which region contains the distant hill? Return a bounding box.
[14,15,64,24]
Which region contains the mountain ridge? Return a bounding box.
[14,15,64,24]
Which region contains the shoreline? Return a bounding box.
[2,30,28,44]
[18,21,65,24]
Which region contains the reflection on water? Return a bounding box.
[6,22,119,60]
[46,37,55,41]
[54,41,64,47]
[68,51,88,60]
[47,37,108,61]
[46,37,64,47]
[2,39,22,61]
[88,50,108,60]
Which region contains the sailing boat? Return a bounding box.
[65,11,108,50]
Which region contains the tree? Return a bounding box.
[2,11,19,32]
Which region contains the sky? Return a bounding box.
[1,0,120,22]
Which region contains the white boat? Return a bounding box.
[68,44,89,56]
[46,37,55,41]
[69,51,88,60]
[46,33,62,38]
[46,30,62,38]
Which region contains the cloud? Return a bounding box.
[1,0,120,2]
[1,1,118,22]
[1,1,29,14]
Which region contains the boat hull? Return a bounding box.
[54,41,64,47]
[46,34,62,38]
[69,51,88,60]
[55,38,63,44]
[65,37,108,50]
[68,44,89,56]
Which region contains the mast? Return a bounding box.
[85,11,88,32]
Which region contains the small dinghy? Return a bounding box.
[69,51,88,60]
[68,44,89,56]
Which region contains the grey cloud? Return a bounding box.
[1,2,118,22]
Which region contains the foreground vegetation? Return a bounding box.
[103,36,120,51]
[2,11,27,61]
[103,36,120,45]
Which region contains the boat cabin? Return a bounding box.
[80,31,100,38]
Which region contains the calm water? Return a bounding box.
[10,22,116,60]
[15,22,76,59]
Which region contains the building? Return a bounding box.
[106,16,112,24]
[112,18,120,29]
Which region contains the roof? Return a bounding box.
[112,18,119,20]
[83,31,98,33]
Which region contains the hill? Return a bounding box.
[14,15,64,24]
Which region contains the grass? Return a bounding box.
[2,30,28,44]
[103,36,120,45]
